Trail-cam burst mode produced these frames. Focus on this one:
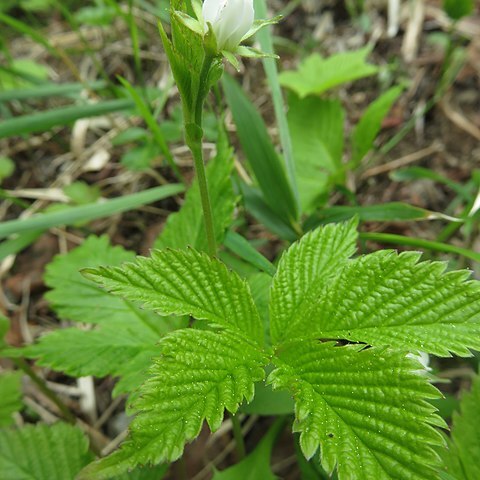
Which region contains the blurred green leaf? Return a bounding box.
[212,419,284,479]
[279,47,378,98]
[224,231,276,276]
[0,157,15,182]
[443,0,474,20]
[288,95,345,211]
[0,371,23,427]
[0,59,49,90]
[440,372,480,479]
[120,143,156,171]
[241,380,294,415]
[64,181,101,205]
[223,74,298,225]
[112,127,149,146]
[351,85,404,166]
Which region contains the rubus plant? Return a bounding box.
[73,217,480,479]
[2,1,480,480]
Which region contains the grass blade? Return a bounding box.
[0,184,184,239]
[0,98,134,139]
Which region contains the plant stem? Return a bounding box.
[14,357,77,424]
[185,53,217,256]
[230,413,246,460]
[188,135,217,256]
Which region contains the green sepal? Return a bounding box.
[191,0,203,21]
[236,45,279,59]
[222,50,240,71]
[172,10,203,36]
[241,15,283,42]
[204,22,219,56]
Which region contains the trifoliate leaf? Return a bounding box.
[155,129,236,252]
[0,422,93,480]
[300,250,480,356]
[79,329,267,479]
[0,371,22,427]
[441,372,480,479]
[279,47,378,98]
[23,236,185,397]
[83,248,264,344]
[269,341,445,479]
[269,219,358,344]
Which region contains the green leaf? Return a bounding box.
[83,248,264,344]
[23,236,184,396]
[0,371,23,426]
[269,341,445,479]
[64,181,101,205]
[443,0,474,20]
[79,329,267,479]
[0,184,184,239]
[0,156,14,182]
[270,219,358,345]
[441,372,480,479]
[351,85,404,166]
[300,250,480,356]
[279,47,378,98]
[224,231,276,276]
[288,95,345,211]
[240,379,294,416]
[0,422,93,480]
[212,418,284,480]
[222,73,298,225]
[155,130,236,251]
[304,202,458,229]
[0,314,8,348]
[0,98,134,139]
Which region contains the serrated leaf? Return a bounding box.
[0,371,23,426]
[0,422,93,480]
[300,250,480,356]
[269,341,445,479]
[79,329,267,479]
[270,219,358,344]
[441,372,480,479]
[155,130,236,251]
[83,248,264,343]
[24,236,185,396]
[279,47,378,98]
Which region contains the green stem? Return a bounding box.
[188,134,217,256]
[231,413,246,460]
[185,53,217,256]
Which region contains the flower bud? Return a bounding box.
[202,0,254,52]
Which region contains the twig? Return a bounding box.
[360,142,443,179]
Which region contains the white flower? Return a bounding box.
[407,351,432,375]
[202,0,254,51]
